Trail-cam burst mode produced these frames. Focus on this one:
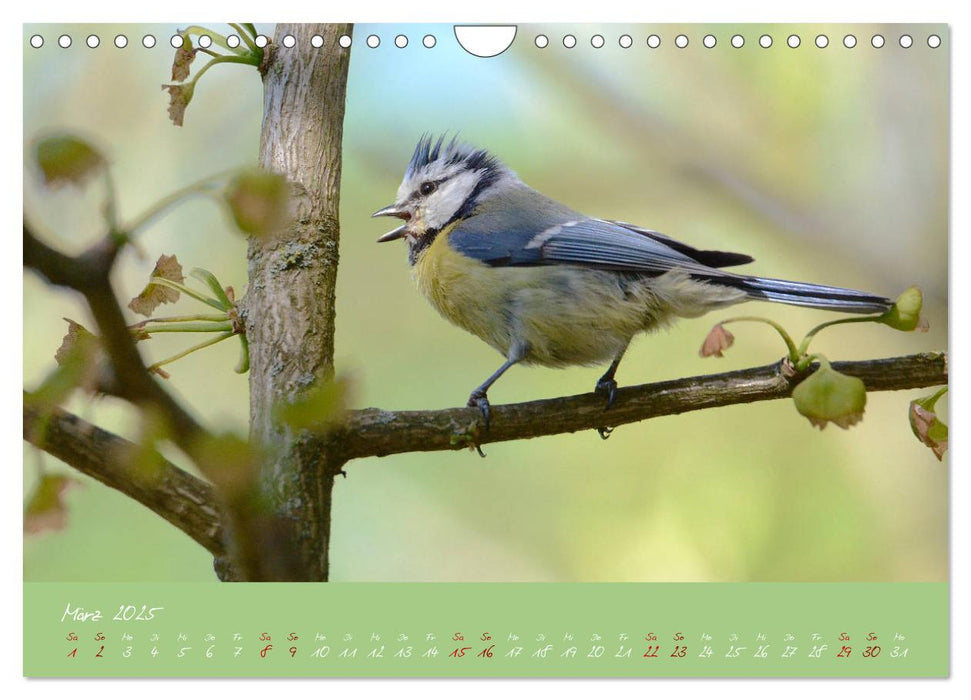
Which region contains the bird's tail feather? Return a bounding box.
[732,276,894,314]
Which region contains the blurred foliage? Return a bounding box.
[23,23,947,582]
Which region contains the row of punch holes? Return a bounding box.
[542,32,942,50]
[28,32,419,50]
[29,31,943,51]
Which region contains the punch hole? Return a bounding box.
[591,34,605,48]
[198,35,213,49]
[618,34,633,48]
[395,35,408,48]
[674,34,688,48]
[899,34,913,48]
[282,34,296,48]
[310,34,324,48]
[228,34,242,48]
[29,35,43,48]
[454,26,516,57]
[534,34,549,49]
[787,34,800,48]
[255,35,269,48]
[114,35,128,48]
[703,34,716,48]
[871,34,884,48]
[563,35,576,48]
[423,34,436,48]
[58,35,71,48]
[86,35,100,48]
[170,34,184,49]
[366,35,380,48]
[338,35,351,48]
[647,34,661,48]
[927,35,941,48]
[815,34,829,48]
[731,34,744,48]
[843,34,857,48]
[759,34,772,48]
[142,34,156,48]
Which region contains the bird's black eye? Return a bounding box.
[419,181,437,196]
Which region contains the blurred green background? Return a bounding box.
[23,23,948,582]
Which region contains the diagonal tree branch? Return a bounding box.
[23,398,225,557]
[24,219,263,578]
[331,352,947,461]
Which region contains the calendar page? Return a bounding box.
[22,21,948,678]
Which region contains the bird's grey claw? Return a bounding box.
[596,426,614,440]
[595,377,618,410]
[468,391,491,431]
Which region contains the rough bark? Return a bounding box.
[244,24,351,581]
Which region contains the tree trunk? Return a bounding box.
[244,23,351,581]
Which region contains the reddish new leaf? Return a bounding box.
[128,254,185,317]
[162,83,194,127]
[171,36,196,81]
[700,323,735,358]
[909,391,948,461]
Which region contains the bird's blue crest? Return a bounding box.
[406,133,501,178]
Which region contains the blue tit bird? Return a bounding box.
[373,135,893,428]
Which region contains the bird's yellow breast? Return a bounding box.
[413,226,515,356]
[411,223,745,368]
[411,227,650,367]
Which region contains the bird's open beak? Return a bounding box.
[376,224,408,243]
[372,204,411,242]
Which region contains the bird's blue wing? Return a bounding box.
[446,189,892,313]
[607,221,754,268]
[449,192,750,276]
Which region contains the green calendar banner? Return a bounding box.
[24,583,947,677]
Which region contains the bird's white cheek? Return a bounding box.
[424,171,479,230]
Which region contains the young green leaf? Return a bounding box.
[274,376,352,432]
[24,474,80,535]
[791,360,867,430]
[35,135,106,188]
[235,333,250,374]
[191,432,259,499]
[879,286,926,332]
[108,408,173,481]
[128,254,186,317]
[189,268,233,309]
[225,170,291,237]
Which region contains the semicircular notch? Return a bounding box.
[454,25,517,57]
